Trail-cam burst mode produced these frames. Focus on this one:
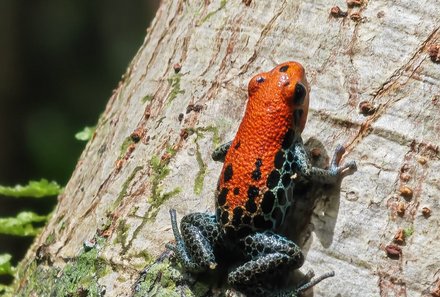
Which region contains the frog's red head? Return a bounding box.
[247,61,310,132]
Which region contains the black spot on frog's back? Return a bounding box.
[274,151,285,169]
[245,198,257,214]
[261,191,275,214]
[282,129,294,149]
[253,214,273,230]
[247,185,259,199]
[251,158,263,181]
[224,164,233,182]
[217,188,229,206]
[232,207,244,227]
[266,170,281,189]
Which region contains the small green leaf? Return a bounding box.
[0,179,62,198]
[0,254,14,276]
[0,283,13,295]
[75,126,95,141]
[0,212,47,236]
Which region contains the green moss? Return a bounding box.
[12,238,110,297]
[141,94,153,103]
[12,261,57,297]
[191,281,210,296]
[167,73,184,104]
[148,154,181,215]
[133,260,182,297]
[187,126,220,195]
[121,151,180,255]
[194,144,206,195]
[115,219,129,247]
[112,166,143,209]
[197,0,227,26]
[0,254,14,277]
[132,250,154,267]
[0,284,13,296]
[45,232,56,245]
[53,244,109,296]
[119,137,135,158]
[133,258,210,297]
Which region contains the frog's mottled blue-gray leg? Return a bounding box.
[270,271,335,297]
[211,141,232,162]
[228,231,304,295]
[166,209,222,272]
[293,141,357,184]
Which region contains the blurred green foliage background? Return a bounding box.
[0,0,160,284]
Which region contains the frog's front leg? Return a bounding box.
[211,141,232,162]
[166,209,222,272]
[228,232,304,296]
[293,140,357,184]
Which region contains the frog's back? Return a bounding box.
[215,62,310,235]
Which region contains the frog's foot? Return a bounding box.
[265,271,335,297]
[228,231,304,296]
[166,209,220,273]
[295,270,335,294]
[211,141,232,162]
[329,144,357,178]
[293,142,357,184]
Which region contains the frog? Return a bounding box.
[166,61,357,296]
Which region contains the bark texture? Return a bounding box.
[13,1,440,297]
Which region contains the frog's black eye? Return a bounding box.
[293,83,306,105]
[279,65,289,72]
[256,76,265,83]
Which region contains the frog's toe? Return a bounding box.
[165,242,176,251]
[340,160,357,177]
[331,144,346,166]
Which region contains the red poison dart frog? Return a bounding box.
[167,62,357,296]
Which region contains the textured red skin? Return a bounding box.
[218,61,310,213]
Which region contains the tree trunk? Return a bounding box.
[12,1,440,296]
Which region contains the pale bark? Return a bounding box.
[13,1,440,297]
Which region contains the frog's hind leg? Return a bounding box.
[166,209,222,273]
[228,231,304,296]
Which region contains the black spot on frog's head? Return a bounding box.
[248,73,267,96]
[279,65,289,72]
[293,83,307,105]
[256,76,265,83]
